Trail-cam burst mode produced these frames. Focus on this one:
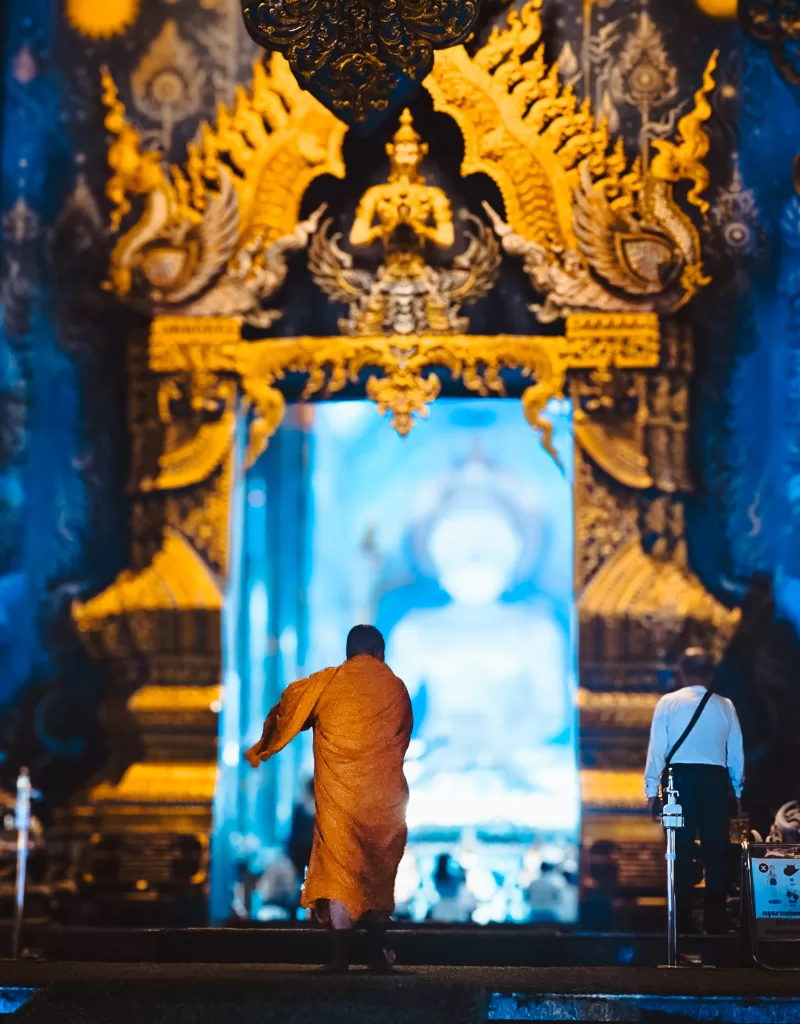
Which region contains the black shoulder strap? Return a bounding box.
[665,688,714,768]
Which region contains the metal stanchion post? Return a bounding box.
[12,768,31,960]
[661,767,684,968]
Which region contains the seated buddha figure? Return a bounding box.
[385,455,575,833]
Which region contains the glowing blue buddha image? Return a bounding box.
[386,452,577,834]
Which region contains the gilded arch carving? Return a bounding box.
[68,5,739,891]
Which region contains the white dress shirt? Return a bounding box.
[644,685,745,799]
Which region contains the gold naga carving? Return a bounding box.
[101,54,345,325]
[424,0,717,322]
[309,109,500,336]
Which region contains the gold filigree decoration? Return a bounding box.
[567,319,693,493]
[645,375,692,493]
[66,0,139,38]
[147,376,237,493]
[649,53,717,216]
[309,109,500,336]
[101,55,345,324]
[574,448,640,590]
[572,373,653,490]
[240,0,480,126]
[166,457,234,573]
[148,317,659,458]
[425,3,717,320]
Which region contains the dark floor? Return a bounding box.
[1,963,799,1023]
[0,927,797,1022]
[0,924,751,967]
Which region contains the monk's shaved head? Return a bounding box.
[346,625,385,662]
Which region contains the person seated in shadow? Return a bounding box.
[527,862,568,924]
[287,777,315,917]
[428,853,477,923]
[255,850,299,921]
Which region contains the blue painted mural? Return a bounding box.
[1,0,800,843]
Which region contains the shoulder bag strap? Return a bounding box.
[664,688,714,769]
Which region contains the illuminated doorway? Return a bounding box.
[214,397,579,924]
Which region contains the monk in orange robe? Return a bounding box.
[246,625,413,972]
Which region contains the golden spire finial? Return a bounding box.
[386,108,428,182]
[393,108,421,146]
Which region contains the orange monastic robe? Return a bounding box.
[246,654,413,921]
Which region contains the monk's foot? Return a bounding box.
[317,929,351,973]
[365,943,396,974]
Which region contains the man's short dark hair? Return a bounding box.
[678,647,714,684]
[346,625,385,661]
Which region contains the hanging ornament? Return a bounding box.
[240,0,481,130]
[66,0,140,39]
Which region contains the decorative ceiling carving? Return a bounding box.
[240,0,481,127]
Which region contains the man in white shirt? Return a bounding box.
[644,647,745,934]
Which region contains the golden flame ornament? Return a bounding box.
[66,0,139,38]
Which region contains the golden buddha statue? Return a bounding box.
[350,109,454,258]
[309,108,498,335]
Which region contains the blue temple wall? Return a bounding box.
[1,0,800,814]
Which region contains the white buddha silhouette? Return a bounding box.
[385,453,575,832]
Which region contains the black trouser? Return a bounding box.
[670,763,730,933]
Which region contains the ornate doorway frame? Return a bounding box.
[67,5,740,918]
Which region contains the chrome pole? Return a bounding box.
[665,820,677,965]
[12,768,31,960]
[661,767,684,968]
